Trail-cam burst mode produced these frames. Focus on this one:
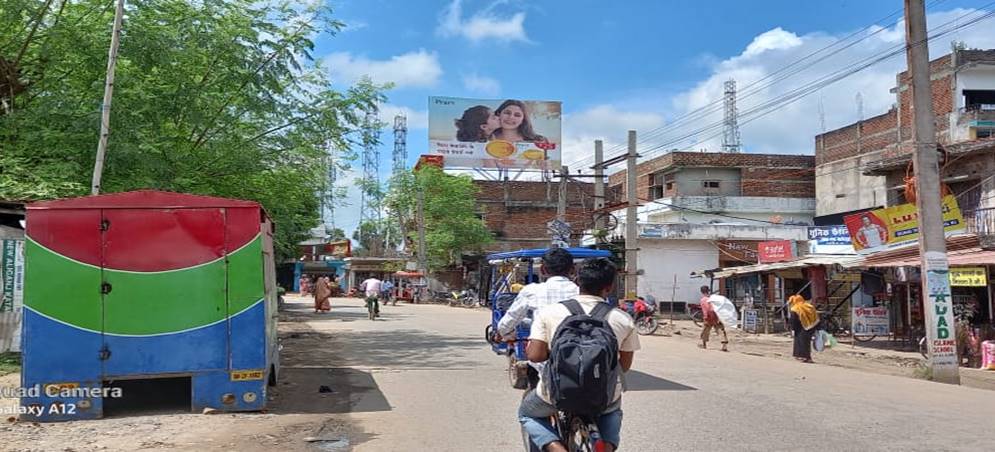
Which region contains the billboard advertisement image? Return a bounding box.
[428,96,561,169]
[843,195,965,254]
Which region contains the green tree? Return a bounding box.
[352,218,400,257]
[0,0,384,260]
[384,167,492,270]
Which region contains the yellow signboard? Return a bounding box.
[845,195,965,254]
[230,370,265,381]
[949,267,987,287]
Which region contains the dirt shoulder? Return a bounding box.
[0,296,368,452]
[655,319,995,391]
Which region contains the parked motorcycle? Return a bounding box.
[626,296,659,336]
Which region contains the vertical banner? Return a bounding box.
[924,252,958,377]
[1,239,25,352]
[1,239,25,312]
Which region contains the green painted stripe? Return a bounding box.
[227,237,265,315]
[24,237,264,335]
[23,240,102,329]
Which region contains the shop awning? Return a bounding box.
[841,234,992,268]
[711,254,860,278]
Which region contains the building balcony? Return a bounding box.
[956,105,995,127]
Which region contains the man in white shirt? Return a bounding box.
[857,215,887,249]
[360,277,382,318]
[520,258,639,452]
[496,248,578,387]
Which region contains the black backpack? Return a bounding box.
[544,299,620,416]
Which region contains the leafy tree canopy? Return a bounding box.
[0,0,384,259]
[384,167,492,270]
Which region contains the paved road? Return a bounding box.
[284,296,995,452]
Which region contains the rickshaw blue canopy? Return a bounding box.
[486,247,612,261]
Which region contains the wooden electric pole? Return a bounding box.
[905,0,959,384]
[90,0,126,195]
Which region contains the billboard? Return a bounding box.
[428,96,561,169]
[843,195,965,254]
[807,225,855,254]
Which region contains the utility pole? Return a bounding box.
[593,140,605,231]
[90,0,126,195]
[417,185,427,277]
[557,165,568,222]
[625,130,639,300]
[905,0,959,384]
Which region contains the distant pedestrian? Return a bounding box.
[698,286,729,352]
[299,274,311,295]
[361,277,383,318]
[788,295,819,363]
[313,276,332,313]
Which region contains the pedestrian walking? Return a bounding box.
[697,286,729,352]
[788,295,819,363]
[313,276,332,313]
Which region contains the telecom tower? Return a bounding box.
[359,110,381,244]
[722,79,742,153]
[393,115,407,174]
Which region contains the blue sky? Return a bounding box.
[315,0,995,239]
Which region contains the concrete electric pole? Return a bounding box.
[594,140,605,232]
[557,165,568,222]
[625,131,639,300]
[90,0,126,195]
[905,0,959,384]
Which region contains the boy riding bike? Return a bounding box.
[520,258,639,452]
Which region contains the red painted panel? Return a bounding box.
[103,209,226,271]
[28,190,259,210]
[26,209,102,265]
[225,207,262,252]
[757,240,795,264]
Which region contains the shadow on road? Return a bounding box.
[268,367,390,415]
[280,328,483,370]
[625,370,696,391]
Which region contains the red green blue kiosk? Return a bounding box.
[20,190,280,421]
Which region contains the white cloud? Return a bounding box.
[379,104,428,130]
[324,49,443,88]
[647,8,995,157]
[340,20,368,33]
[437,0,529,44]
[462,73,501,96]
[560,105,666,170]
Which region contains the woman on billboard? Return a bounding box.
[492,99,546,143]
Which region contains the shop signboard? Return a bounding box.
[949,267,987,286]
[852,306,889,336]
[1,238,24,312]
[1,238,25,352]
[741,308,759,333]
[428,96,562,170]
[843,195,964,254]
[758,240,794,263]
[807,225,855,254]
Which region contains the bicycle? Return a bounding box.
[365,296,379,320]
[687,303,703,327]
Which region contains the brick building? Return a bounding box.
[607,151,816,225]
[473,179,595,252]
[599,150,815,305]
[815,48,995,217]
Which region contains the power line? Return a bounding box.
[569,0,975,170]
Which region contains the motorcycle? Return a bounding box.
[626,296,659,336]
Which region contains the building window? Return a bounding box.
[649,172,666,200]
[665,182,674,191]
[702,180,720,194]
[977,128,994,139]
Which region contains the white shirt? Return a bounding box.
[361,278,382,297]
[859,224,886,248]
[529,294,640,404]
[497,276,579,337]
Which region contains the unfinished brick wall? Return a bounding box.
[608,152,815,202]
[817,52,965,167]
[473,180,594,252]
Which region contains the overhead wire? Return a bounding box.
[570,1,992,172]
